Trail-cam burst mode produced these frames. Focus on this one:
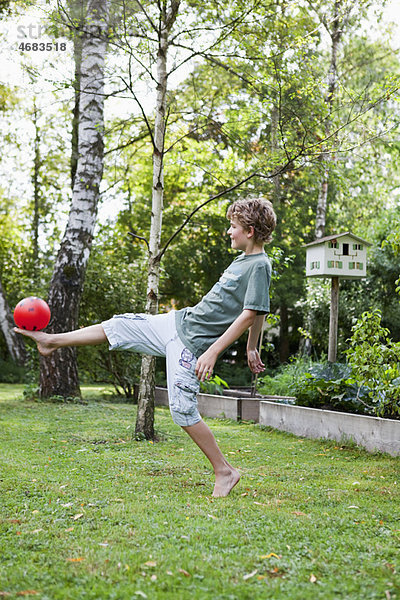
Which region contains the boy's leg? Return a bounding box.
[15,312,176,358]
[14,325,107,356]
[166,337,240,497]
[182,420,240,498]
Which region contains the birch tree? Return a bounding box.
[0,279,27,365]
[309,0,378,239]
[39,0,109,397]
[133,0,180,439]
[312,0,344,239]
[121,0,275,438]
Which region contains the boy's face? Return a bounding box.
[227,217,253,251]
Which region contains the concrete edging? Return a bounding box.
[259,400,400,457]
[155,387,400,456]
[155,386,294,422]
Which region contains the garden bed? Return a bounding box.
[155,387,400,456]
[155,386,295,422]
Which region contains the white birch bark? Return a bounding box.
[39,0,109,397]
[304,0,343,356]
[0,279,27,365]
[135,1,180,439]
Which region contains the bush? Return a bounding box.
[0,358,27,383]
[258,309,400,419]
[290,361,372,415]
[258,356,314,397]
[200,375,229,396]
[214,360,253,387]
[258,356,376,416]
[346,309,400,418]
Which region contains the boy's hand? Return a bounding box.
[195,348,218,382]
[247,349,265,374]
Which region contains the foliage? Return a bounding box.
[0,358,26,384]
[265,308,400,418]
[199,374,229,396]
[77,225,147,398]
[289,361,373,416]
[260,344,400,419]
[259,356,372,414]
[296,204,400,362]
[210,359,253,388]
[258,357,314,398]
[346,309,400,418]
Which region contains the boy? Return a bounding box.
[15,197,276,497]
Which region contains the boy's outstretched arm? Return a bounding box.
[195,309,257,382]
[246,314,266,374]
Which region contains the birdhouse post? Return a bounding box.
[328,276,340,362]
[304,232,371,362]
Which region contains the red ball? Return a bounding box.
[13,297,51,331]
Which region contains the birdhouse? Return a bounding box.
[304,232,371,279]
[304,232,371,363]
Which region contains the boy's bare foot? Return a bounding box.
[212,466,241,498]
[14,328,57,357]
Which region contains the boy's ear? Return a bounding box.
[247,225,255,238]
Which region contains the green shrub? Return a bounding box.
[346,309,400,418]
[0,359,27,383]
[259,357,375,416]
[290,361,373,415]
[258,356,314,397]
[258,310,400,419]
[200,374,229,395]
[214,360,253,387]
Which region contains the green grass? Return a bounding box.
[0,383,399,599]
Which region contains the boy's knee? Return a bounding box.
[170,406,201,427]
[169,377,201,427]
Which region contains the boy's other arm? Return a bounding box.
[195,309,257,382]
[246,314,265,374]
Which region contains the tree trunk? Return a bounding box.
[314,0,341,239]
[31,100,41,282]
[0,279,27,366]
[270,103,281,202]
[71,30,83,189]
[39,0,109,398]
[304,0,342,355]
[314,170,329,240]
[279,304,290,363]
[135,1,180,439]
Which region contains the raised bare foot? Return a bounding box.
[212,467,241,498]
[14,328,57,357]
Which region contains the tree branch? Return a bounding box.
[135,0,159,34]
[120,61,155,149]
[156,171,261,262]
[128,232,150,253]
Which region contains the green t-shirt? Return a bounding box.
[175,252,271,357]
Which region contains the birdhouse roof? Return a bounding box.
[303,232,372,248]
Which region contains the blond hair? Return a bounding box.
[226,197,276,244]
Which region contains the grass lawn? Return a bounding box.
[0,383,399,600]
